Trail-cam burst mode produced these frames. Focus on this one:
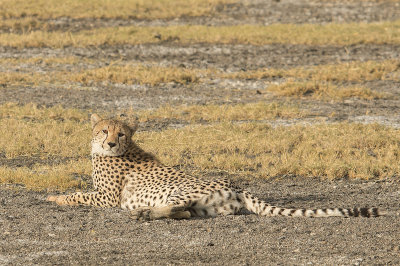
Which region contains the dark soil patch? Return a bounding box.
[1,176,399,265]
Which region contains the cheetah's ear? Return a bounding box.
[91,114,102,128]
[119,113,139,133]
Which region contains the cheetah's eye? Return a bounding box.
[118,133,125,137]
[102,129,108,134]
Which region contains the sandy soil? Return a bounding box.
[1,0,400,265]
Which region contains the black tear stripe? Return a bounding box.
[102,137,107,147]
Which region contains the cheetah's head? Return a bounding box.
[90,113,138,156]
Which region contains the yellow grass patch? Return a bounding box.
[267,81,387,100]
[0,102,89,121]
[0,158,91,191]
[1,103,399,192]
[1,21,400,48]
[0,64,206,87]
[0,103,90,158]
[0,0,231,20]
[227,60,400,82]
[137,122,400,180]
[137,102,306,122]
[0,56,92,66]
[72,65,206,86]
[0,17,44,33]
[1,59,397,91]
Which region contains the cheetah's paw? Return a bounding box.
[131,206,191,221]
[46,195,77,206]
[131,207,153,221]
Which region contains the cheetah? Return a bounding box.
[47,114,384,220]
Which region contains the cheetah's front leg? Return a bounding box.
[47,194,78,206]
[47,191,119,207]
[131,206,191,221]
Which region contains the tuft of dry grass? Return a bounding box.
[137,102,306,122]
[72,65,206,86]
[0,103,90,158]
[0,56,92,66]
[226,60,400,82]
[0,17,44,33]
[0,0,231,20]
[1,21,400,48]
[0,158,91,191]
[267,81,387,100]
[0,102,89,121]
[0,64,207,87]
[137,122,400,180]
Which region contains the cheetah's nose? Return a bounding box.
[108,142,116,148]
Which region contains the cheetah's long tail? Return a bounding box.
[239,191,384,218]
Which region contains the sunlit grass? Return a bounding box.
[0,64,207,87]
[267,81,387,100]
[0,104,90,158]
[0,102,90,121]
[0,0,231,20]
[136,102,306,122]
[1,60,397,93]
[0,158,91,191]
[137,122,400,180]
[1,21,400,48]
[72,65,206,86]
[226,60,400,82]
[0,56,93,66]
[1,104,399,191]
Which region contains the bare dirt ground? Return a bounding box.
[1,0,400,265]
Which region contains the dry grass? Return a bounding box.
[267,81,387,100]
[0,17,44,33]
[1,20,400,48]
[0,56,91,66]
[1,59,397,90]
[0,103,90,158]
[0,0,231,20]
[0,104,91,191]
[0,64,207,87]
[137,102,306,122]
[72,65,206,86]
[137,122,400,180]
[227,60,400,82]
[227,60,397,100]
[0,102,89,120]
[1,104,399,191]
[0,158,91,191]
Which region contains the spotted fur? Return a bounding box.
[47,114,384,220]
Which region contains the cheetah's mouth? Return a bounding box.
[92,142,125,156]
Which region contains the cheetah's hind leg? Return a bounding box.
[131,206,191,221]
